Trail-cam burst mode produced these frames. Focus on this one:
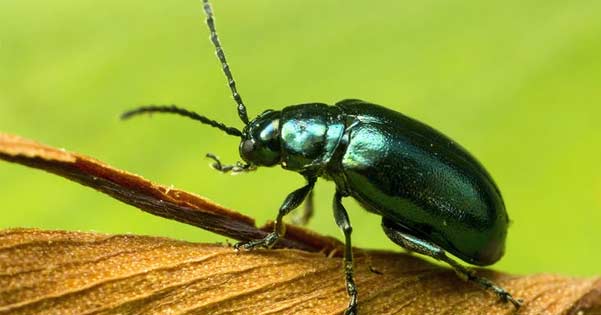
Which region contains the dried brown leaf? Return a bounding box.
[1,133,600,314]
[0,229,600,315]
[0,133,341,252]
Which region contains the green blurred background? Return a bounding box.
[1,0,600,276]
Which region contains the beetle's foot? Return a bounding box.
[343,294,358,315]
[500,291,523,309]
[233,232,280,251]
[343,287,358,314]
[343,263,358,315]
[475,276,522,309]
[343,304,357,315]
[206,153,255,174]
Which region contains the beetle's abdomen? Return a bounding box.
[336,100,508,266]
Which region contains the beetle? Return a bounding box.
[122,0,522,313]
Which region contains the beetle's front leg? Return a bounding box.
[206,153,255,174]
[235,177,316,250]
[381,218,522,309]
[333,191,358,315]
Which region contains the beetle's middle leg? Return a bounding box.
[381,218,522,309]
[333,191,358,315]
[234,177,316,250]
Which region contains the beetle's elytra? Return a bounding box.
[122,0,522,313]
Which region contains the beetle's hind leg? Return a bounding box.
[234,177,316,250]
[381,218,522,309]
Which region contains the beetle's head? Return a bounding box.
[239,110,282,167]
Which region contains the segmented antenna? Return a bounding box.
[203,0,250,125]
[121,105,243,137]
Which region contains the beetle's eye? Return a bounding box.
[239,135,281,167]
[241,139,255,155]
[239,113,282,167]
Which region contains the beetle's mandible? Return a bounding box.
[122,0,522,313]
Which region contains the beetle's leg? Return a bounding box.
[206,153,255,174]
[291,190,314,225]
[234,177,316,250]
[381,218,522,309]
[333,191,358,315]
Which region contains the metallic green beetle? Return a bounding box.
[123,0,522,313]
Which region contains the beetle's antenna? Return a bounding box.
[203,0,250,125]
[121,105,243,137]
